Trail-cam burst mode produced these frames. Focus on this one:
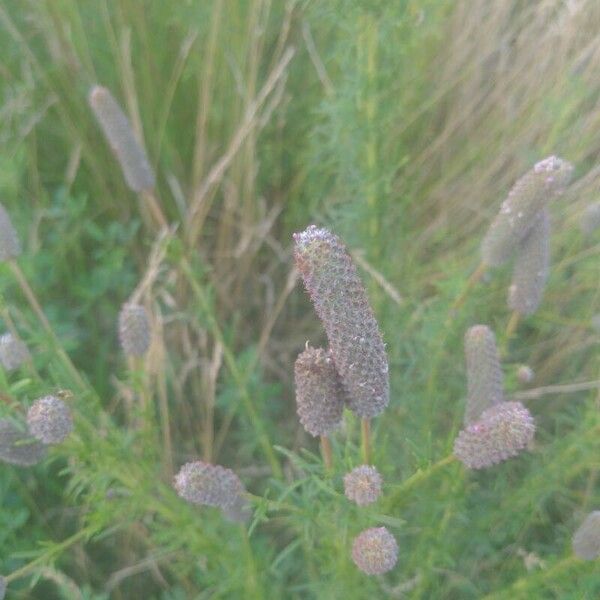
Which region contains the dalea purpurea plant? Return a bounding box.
[0,104,597,597]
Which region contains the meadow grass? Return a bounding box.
[0,0,599,598]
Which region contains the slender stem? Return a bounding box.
[5,526,94,584]
[361,418,371,464]
[320,435,333,471]
[450,262,486,312]
[180,258,282,478]
[511,379,600,401]
[386,455,457,508]
[8,260,86,390]
[140,189,168,230]
[502,310,521,356]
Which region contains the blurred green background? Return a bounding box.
[0,0,598,598]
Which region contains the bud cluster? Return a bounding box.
[0,333,30,371]
[27,395,73,444]
[118,303,151,357]
[351,527,398,575]
[0,418,47,466]
[344,465,383,506]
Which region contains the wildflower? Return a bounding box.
[344,465,382,506]
[481,156,572,267]
[27,395,73,444]
[174,461,245,511]
[573,511,600,560]
[0,202,21,261]
[453,401,535,469]
[294,226,389,418]
[0,333,30,371]
[0,419,47,466]
[464,325,504,425]
[118,303,151,357]
[294,346,345,437]
[351,527,398,575]
[508,209,550,316]
[88,85,155,192]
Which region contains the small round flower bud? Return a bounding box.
[0,333,30,371]
[508,209,550,316]
[294,346,345,437]
[351,527,398,575]
[453,401,535,469]
[0,419,47,466]
[294,226,389,418]
[344,465,383,506]
[174,461,245,511]
[0,202,21,262]
[118,303,151,356]
[464,325,504,425]
[579,202,600,237]
[27,395,73,444]
[516,365,534,385]
[481,156,572,267]
[573,511,600,560]
[88,86,155,192]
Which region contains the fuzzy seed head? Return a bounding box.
[517,365,535,385]
[294,346,345,437]
[174,461,245,511]
[579,202,600,236]
[293,226,389,418]
[88,86,155,192]
[0,419,47,466]
[0,333,30,371]
[464,325,504,425]
[344,465,383,506]
[118,303,151,356]
[351,527,398,575]
[27,395,73,444]
[0,202,21,261]
[454,401,535,469]
[573,511,600,560]
[508,209,550,316]
[481,156,572,267]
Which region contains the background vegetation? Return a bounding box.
[0,0,598,597]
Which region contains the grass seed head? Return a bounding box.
[0,333,30,371]
[0,202,21,261]
[27,395,73,444]
[453,401,535,469]
[464,325,504,425]
[118,303,151,357]
[0,419,47,466]
[351,527,398,575]
[174,461,245,511]
[508,209,550,316]
[344,465,383,506]
[293,225,389,418]
[88,85,156,193]
[294,346,345,437]
[481,156,572,267]
[573,511,600,560]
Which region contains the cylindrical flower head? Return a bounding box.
[0,202,21,261]
[579,202,600,237]
[508,209,550,316]
[453,401,535,469]
[118,303,151,356]
[88,85,155,192]
[293,226,389,418]
[0,419,47,466]
[174,461,245,511]
[27,395,73,444]
[481,156,572,267]
[516,365,534,385]
[344,465,383,506]
[464,325,504,425]
[294,346,345,437]
[351,527,398,575]
[0,333,30,371]
[573,511,600,560]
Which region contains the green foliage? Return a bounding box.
[0,0,598,598]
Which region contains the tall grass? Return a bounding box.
[0,0,598,597]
